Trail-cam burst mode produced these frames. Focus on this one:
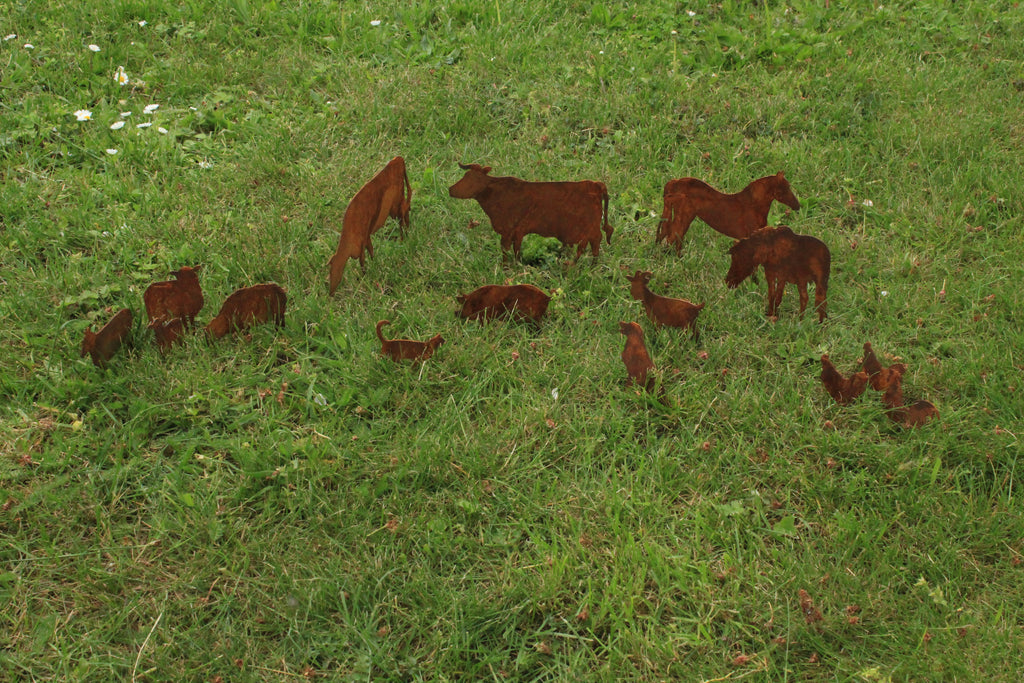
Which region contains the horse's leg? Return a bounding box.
[673,212,696,255]
[815,280,828,322]
[770,280,786,319]
[765,275,777,318]
[797,280,809,315]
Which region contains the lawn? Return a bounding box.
[2,1,1023,680]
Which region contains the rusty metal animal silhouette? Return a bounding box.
[328,156,412,295]
[449,163,611,261]
[81,308,133,368]
[657,172,799,252]
[726,226,830,322]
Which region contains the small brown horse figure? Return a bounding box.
[376,320,445,362]
[725,226,830,322]
[656,172,800,253]
[81,308,133,369]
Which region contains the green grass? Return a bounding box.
[2,0,1024,680]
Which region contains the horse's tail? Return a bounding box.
[401,163,413,231]
[376,319,390,343]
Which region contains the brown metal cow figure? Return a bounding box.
[143,265,204,327]
[725,226,830,323]
[376,320,444,362]
[81,308,133,369]
[456,284,551,325]
[625,270,704,339]
[448,163,612,261]
[205,283,287,340]
[657,172,800,253]
[328,156,412,295]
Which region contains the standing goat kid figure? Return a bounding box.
[625,270,704,340]
[725,226,830,323]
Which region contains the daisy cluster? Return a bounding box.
[31,24,204,164]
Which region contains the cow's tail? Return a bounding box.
[601,186,613,244]
[376,319,390,343]
[401,164,413,231]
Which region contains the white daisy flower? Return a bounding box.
[157,127,168,134]
[105,148,118,155]
[74,109,92,121]
[115,66,129,85]
[551,387,559,400]
[136,121,152,128]
[120,111,132,117]
[3,34,16,41]
[370,19,381,26]
[110,120,125,130]
[138,20,147,27]
[88,44,100,52]
[23,43,34,49]
[143,103,159,114]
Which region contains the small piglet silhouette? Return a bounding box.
[726,225,830,322]
[148,316,185,352]
[143,265,204,327]
[619,321,655,390]
[819,354,869,405]
[626,270,704,339]
[456,284,551,324]
[81,308,133,368]
[205,283,287,340]
[328,156,412,295]
[376,320,444,361]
